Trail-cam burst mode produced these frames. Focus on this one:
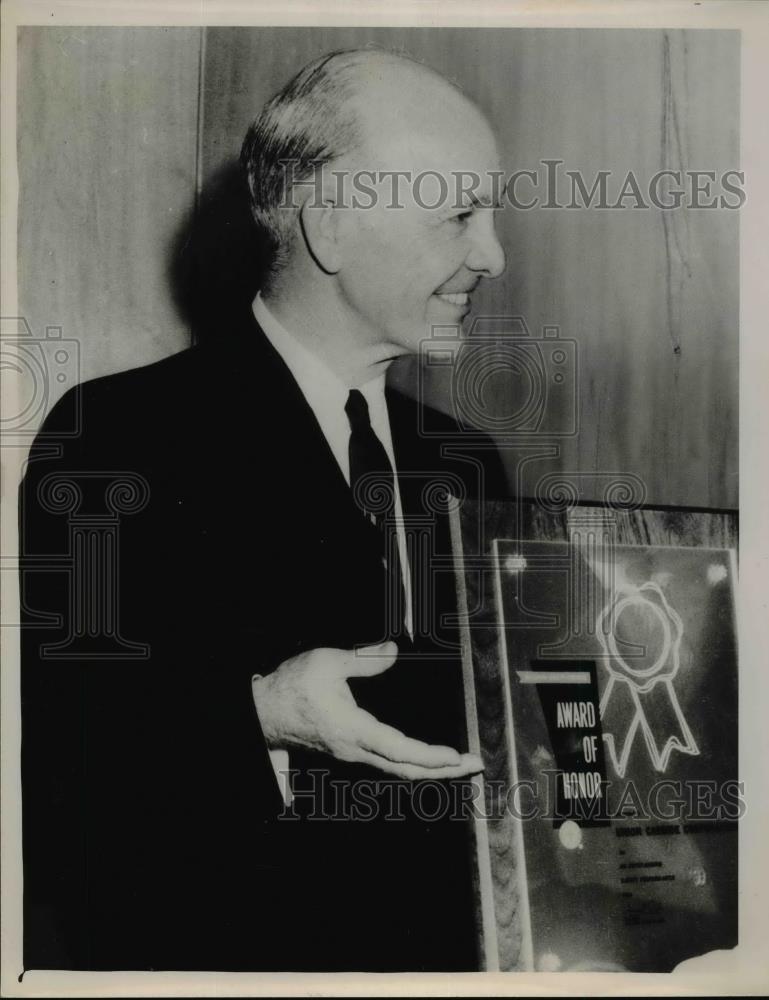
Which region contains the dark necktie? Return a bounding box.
[345,388,407,635]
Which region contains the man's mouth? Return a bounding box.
[434,292,470,306]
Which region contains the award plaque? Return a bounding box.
[450,500,738,973]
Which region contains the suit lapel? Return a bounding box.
[209,307,360,522]
[207,311,453,648]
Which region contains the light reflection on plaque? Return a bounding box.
[454,518,738,973]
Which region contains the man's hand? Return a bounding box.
[251,641,483,780]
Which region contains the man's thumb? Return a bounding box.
[343,640,399,677]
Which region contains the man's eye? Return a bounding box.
[452,211,473,224]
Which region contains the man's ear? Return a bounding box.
[299,194,345,275]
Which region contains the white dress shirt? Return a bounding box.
[252,293,414,800]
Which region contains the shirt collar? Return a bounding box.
[252,292,387,417]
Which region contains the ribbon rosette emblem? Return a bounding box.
[595,581,699,778]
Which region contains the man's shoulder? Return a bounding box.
[386,384,474,435]
[44,345,201,418]
[34,335,275,446]
[386,387,509,499]
[386,383,498,450]
[27,346,225,475]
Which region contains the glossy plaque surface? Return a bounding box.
[452,504,738,973]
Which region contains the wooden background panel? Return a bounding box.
[397,28,739,511]
[17,27,201,401]
[198,27,738,510]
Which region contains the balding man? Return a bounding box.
[21,48,508,972]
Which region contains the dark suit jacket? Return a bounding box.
[20,308,508,972]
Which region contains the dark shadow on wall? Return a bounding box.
[169,159,269,344]
[166,158,423,401]
[166,154,447,410]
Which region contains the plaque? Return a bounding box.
[450,501,738,972]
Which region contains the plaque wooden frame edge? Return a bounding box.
[449,502,535,973]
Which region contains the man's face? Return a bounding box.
[332,80,506,357]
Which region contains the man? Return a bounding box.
[20,48,508,972]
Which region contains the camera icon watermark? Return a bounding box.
[1,317,80,441]
[418,316,578,439]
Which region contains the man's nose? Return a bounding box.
[466,213,506,279]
